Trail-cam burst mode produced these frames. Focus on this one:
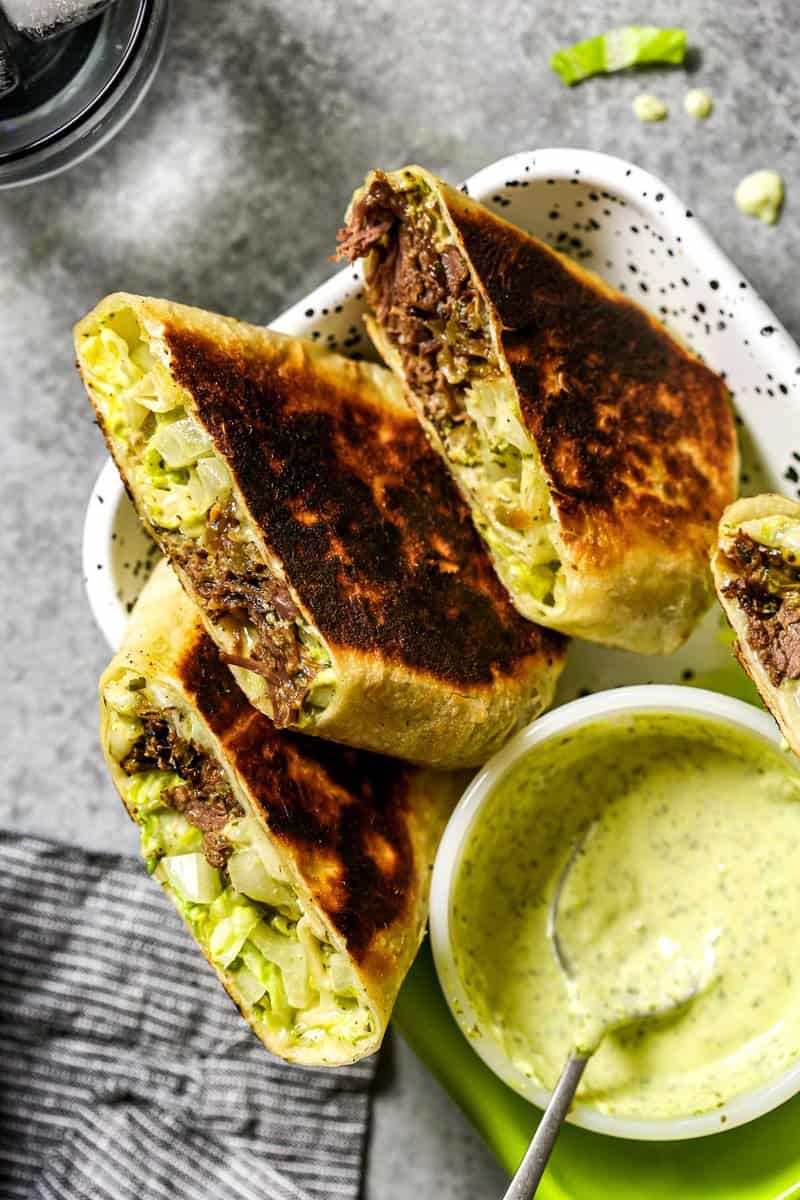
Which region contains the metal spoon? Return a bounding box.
[502,829,704,1200]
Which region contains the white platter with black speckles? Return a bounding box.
[84,148,800,708]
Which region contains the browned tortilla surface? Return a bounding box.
[177,621,415,963]
[164,322,564,686]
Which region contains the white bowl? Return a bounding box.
[429,684,800,1141]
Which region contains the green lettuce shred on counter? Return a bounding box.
[550,26,687,86]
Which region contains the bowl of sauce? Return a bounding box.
[430,686,800,1139]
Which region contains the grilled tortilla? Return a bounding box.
[77,293,566,768]
[712,494,800,756]
[338,166,738,654]
[101,560,462,1066]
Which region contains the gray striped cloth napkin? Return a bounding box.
[0,834,376,1200]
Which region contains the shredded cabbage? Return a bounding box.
[100,493,369,1058]
[129,776,204,870]
[240,949,291,1024]
[301,667,337,718]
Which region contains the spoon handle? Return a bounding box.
[502,1053,589,1200]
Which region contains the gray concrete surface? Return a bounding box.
[0,1,797,1196]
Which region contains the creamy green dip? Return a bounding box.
[452,713,800,1120]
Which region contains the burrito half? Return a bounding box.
[78,293,566,768]
[338,166,738,654]
[101,560,461,1065]
[712,494,800,755]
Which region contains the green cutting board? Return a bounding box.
[394,945,800,1199]
[393,669,800,1199]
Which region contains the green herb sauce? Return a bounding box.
[452,713,800,1119]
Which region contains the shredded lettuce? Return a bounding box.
[250,921,312,1008]
[550,27,687,86]
[149,416,212,468]
[444,378,563,608]
[80,322,232,535]
[228,961,268,1006]
[105,688,374,1055]
[83,308,337,718]
[162,852,222,903]
[127,769,184,815]
[227,848,299,913]
[208,888,262,966]
[301,667,337,718]
[128,773,203,869]
[737,515,800,558]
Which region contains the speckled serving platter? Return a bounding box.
[83,149,800,1200]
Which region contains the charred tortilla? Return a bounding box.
[713,494,800,756]
[101,560,462,1066]
[76,293,566,768]
[338,166,738,654]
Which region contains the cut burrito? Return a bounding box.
[77,294,566,769]
[338,166,739,654]
[712,494,800,755]
[101,560,462,1065]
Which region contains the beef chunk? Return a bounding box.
[337,177,487,414]
[123,717,242,867]
[167,499,315,725]
[722,533,800,687]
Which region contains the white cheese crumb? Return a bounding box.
[632,94,668,122]
[735,170,784,225]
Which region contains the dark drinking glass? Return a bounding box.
[0,0,169,187]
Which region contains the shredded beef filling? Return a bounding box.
[722,533,800,687]
[167,499,317,725]
[338,179,492,426]
[122,716,242,867]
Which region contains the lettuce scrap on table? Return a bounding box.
[550,27,687,86]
